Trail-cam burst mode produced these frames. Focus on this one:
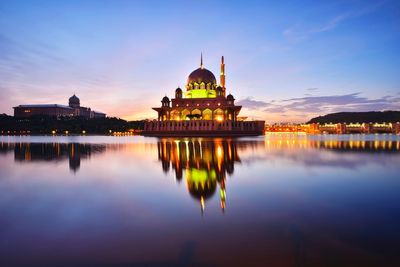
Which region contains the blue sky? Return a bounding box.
[0,0,399,122]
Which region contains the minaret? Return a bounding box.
[200,53,204,69]
[220,56,226,96]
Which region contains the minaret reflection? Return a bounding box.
[13,143,105,172]
[158,139,240,212]
[68,143,81,172]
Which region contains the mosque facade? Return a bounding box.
[143,55,265,136]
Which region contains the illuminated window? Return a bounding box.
[181,109,190,120]
[214,108,224,121]
[203,109,212,120]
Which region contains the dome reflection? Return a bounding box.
[157,138,240,212]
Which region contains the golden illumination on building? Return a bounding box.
[150,55,242,122]
[265,122,400,135]
[263,133,400,151]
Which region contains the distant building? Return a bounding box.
[13,94,106,119]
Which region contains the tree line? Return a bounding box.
[307,111,400,124]
[0,114,145,134]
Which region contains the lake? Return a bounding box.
[0,134,399,267]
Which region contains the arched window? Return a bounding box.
[191,109,202,120]
[171,110,180,121]
[214,108,224,122]
[202,109,212,120]
[181,109,190,120]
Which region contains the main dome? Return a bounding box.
[187,68,217,85]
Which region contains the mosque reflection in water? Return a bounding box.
[157,139,240,212]
[0,142,106,172]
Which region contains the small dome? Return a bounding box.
[187,68,216,85]
[216,86,224,97]
[69,94,80,102]
[227,94,234,101]
[175,87,183,99]
[69,94,80,107]
[162,96,170,102]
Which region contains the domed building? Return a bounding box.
[69,94,80,108]
[143,55,265,136]
[14,94,106,119]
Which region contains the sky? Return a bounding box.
[0,0,399,123]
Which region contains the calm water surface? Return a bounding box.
[0,134,399,267]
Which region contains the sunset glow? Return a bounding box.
[1,1,399,122]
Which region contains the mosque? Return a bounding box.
[143,55,265,136]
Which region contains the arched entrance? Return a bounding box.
[171,110,180,121]
[214,108,224,122]
[181,109,190,120]
[202,109,212,120]
[191,109,202,120]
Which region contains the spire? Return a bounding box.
[200,52,203,69]
[220,55,226,95]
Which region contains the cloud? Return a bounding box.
[235,97,272,110]
[281,93,400,111]
[274,93,400,114]
[283,14,348,42]
[237,92,400,122]
[283,1,387,42]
